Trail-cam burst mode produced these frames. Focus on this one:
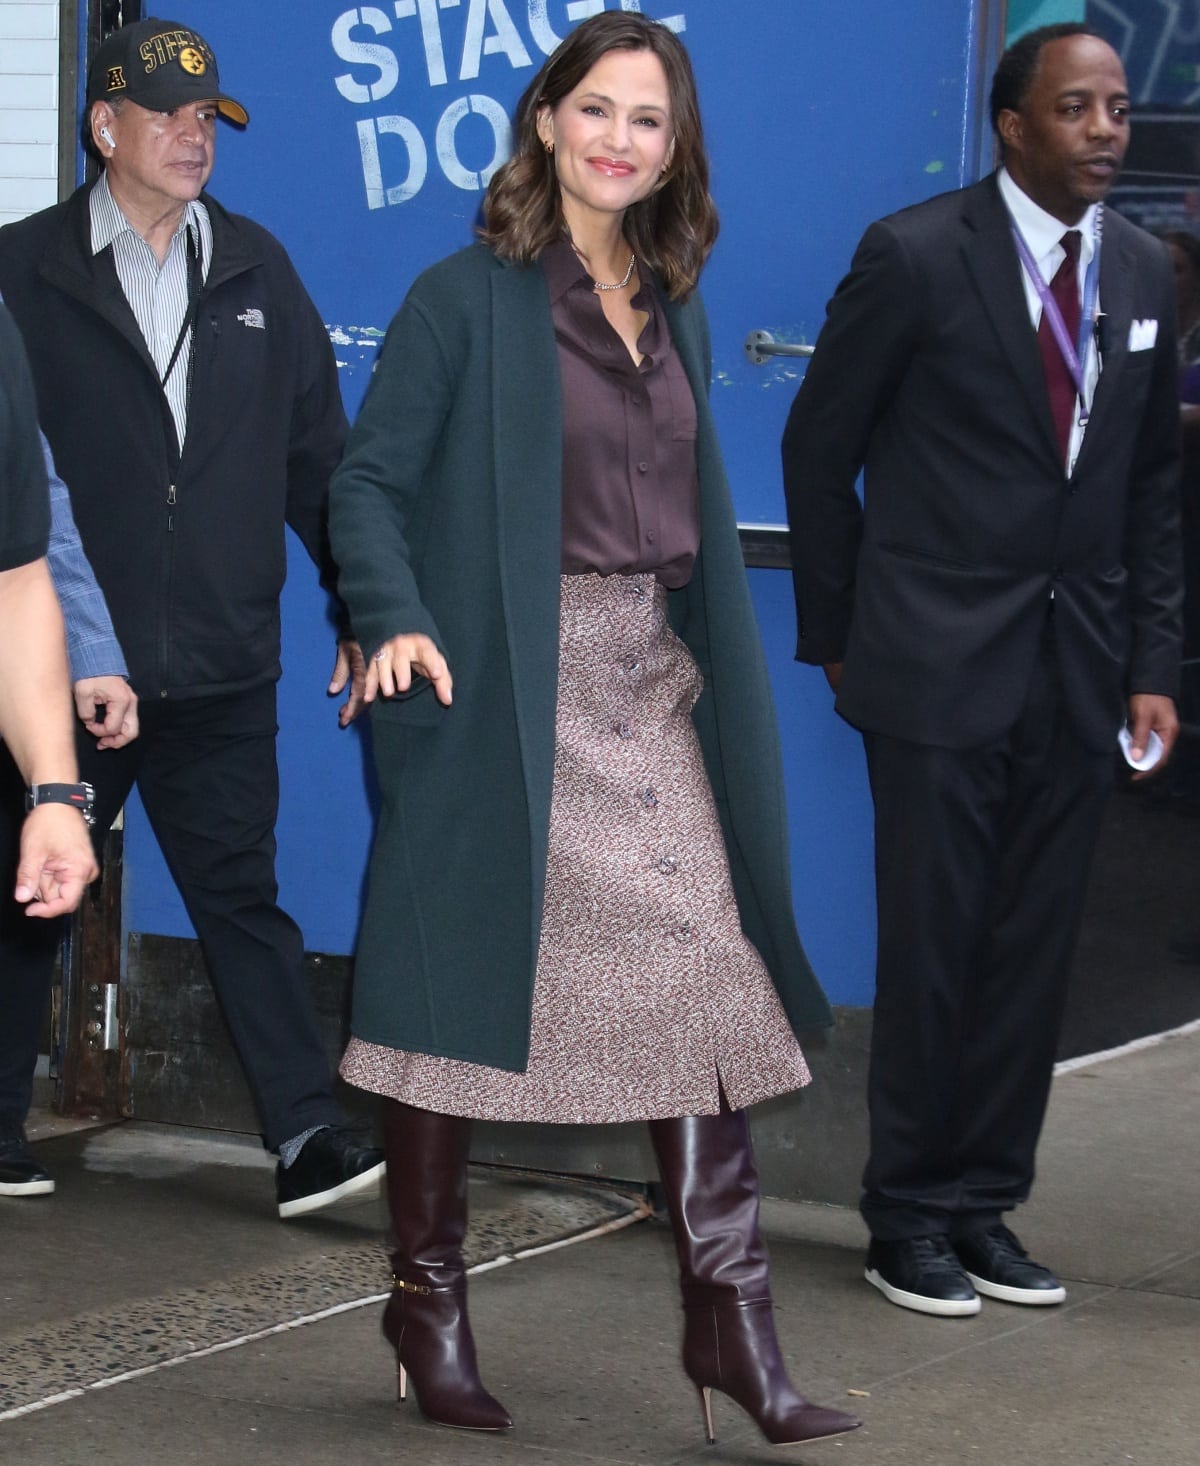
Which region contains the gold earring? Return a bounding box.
[544,140,554,155]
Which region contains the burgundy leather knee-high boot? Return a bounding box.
[381,1099,512,1431]
[648,1100,861,1446]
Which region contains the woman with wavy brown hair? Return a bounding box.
[330,10,858,1449]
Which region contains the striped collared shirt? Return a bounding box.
[89,172,213,451]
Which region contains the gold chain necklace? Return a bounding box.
[590,251,637,292]
[570,238,637,293]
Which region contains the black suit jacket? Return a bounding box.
[782,174,1182,753]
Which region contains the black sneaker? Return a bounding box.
[276,1125,385,1219]
[0,1129,55,1197]
[953,1223,1066,1306]
[866,1235,981,1316]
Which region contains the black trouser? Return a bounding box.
[0,683,341,1151]
[0,747,61,1134]
[860,619,1113,1241]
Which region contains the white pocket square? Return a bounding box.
[1127,319,1158,351]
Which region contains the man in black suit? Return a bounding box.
[782,25,1181,1316]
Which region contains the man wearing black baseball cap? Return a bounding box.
[0,18,383,1219]
[86,18,249,127]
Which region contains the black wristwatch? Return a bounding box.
[25,782,96,827]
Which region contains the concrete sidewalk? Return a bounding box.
[2,1027,1197,1465]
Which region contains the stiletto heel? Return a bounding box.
[396,1360,407,1403]
[698,1385,715,1444]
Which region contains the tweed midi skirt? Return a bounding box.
[340,572,811,1122]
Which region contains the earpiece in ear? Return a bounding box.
[100,126,115,148]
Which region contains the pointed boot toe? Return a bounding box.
[763,1399,862,1445]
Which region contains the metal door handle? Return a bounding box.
[744,329,814,364]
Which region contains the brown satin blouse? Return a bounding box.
[543,238,700,589]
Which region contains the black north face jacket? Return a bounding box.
[0,184,349,698]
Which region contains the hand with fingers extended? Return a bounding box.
[328,638,373,727]
[369,634,454,707]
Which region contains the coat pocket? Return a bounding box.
[369,679,446,726]
[877,540,980,573]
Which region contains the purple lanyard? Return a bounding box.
[1009,207,1103,421]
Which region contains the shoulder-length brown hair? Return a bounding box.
[479,11,718,301]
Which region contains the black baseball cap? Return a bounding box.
[86,17,249,125]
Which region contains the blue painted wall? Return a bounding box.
[116,0,999,1009]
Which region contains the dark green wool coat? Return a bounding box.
[330,244,831,1071]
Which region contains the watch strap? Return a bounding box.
[25,782,96,826]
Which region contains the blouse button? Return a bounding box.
[637,461,649,474]
[673,923,692,944]
[626,657,641,673]
[641,786,659,809]
[615,719,634,740]
[657,852,679,876]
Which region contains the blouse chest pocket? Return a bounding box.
[664,355,699,442]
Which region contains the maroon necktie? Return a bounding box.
[1037,230,1082,463]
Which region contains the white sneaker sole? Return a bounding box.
[0,1177,54,1196]
[866,1266,981,1317]
[965,1271,1066,1306]
[278,1158,385,1219]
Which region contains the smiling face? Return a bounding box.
[997,34,1130,225]
[537,47,674,240]
[94,98,217,219]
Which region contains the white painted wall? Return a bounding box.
[0,0,60,227]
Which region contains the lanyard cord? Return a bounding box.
[160,226,202,394]
[1009,204,1103,407]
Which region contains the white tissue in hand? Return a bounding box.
[1117,726,1164,771]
